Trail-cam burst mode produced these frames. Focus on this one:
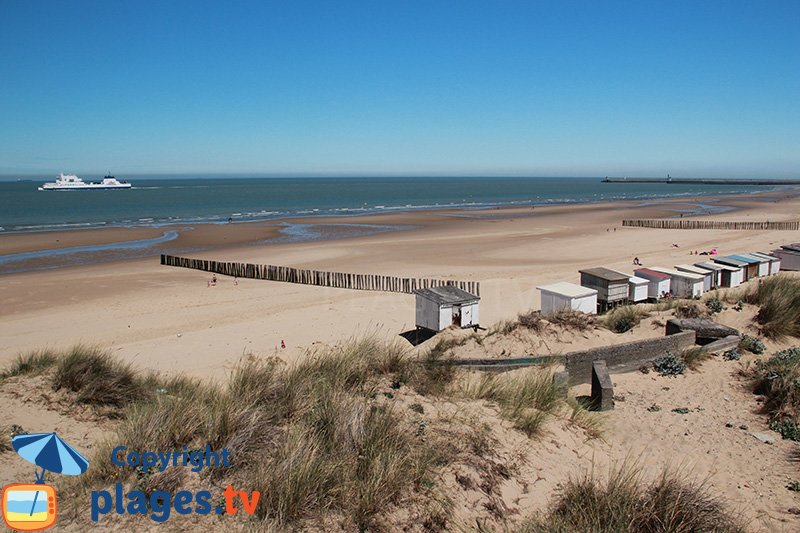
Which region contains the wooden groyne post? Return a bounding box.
[160,254,480,296]
[622,220,799,231]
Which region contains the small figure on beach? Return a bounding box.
[234,276,238,286]
[281,340,286,349]
[633,257,641,266]
[211,274,217,286]
[672,243,680,248]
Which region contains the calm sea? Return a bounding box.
[0,176,784,233]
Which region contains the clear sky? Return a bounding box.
[1,1,798,177]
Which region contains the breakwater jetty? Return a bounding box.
[160,254,480,295]
[602,177,800,185]
[622,219,799,231]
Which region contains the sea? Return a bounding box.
[0,176,791,274]
[0,176,786,234]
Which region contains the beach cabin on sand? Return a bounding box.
[738,253,770,278]
[579,267,630,312]
[749,252,781,275]
[648,267,704,298]
[704,260,744,288]
[715,255,758,281]
[538,282,598,316]
[675,264,713,292]
[628,276,650,302]
[415,286,480,332]
[694,262,726,289]
[772,243,800,271]
[633,268,671,299]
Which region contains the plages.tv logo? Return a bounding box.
[1,432,89,532]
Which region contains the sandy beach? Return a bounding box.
[2,189,800,530]
[2,190,799,377]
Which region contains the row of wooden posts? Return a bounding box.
[161,254,480,296]
[622,219,799,231]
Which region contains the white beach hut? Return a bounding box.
[628,276,650,303]
[609,269,649,303]
[709,261,744,288]
[415,286,480,332]
[674,264,713,292]
[749,252,781,275]
[537,282,598,316]
[648,267,705,298]
[694,261,726,289]
[634,268,672,299]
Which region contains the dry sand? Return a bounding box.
[2,190,798,377]
[2,189,800,530]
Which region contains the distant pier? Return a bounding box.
[602,177,800,185]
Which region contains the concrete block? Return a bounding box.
[591,360,614,411]
[702,335,741,354]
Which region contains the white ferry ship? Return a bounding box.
[39,173,132,191]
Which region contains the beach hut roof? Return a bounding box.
[728,254,762,264]
[634,268,671,281]
[694,261,726,271]
[578,267,630,282]
[780,243,800,253]
[629,276,649,285]
[749,251,779,261]
[649,267,705,281]
[415,286,479,305]
[714,256,749,268]
[537,282,598,298]
[675,264,713,275]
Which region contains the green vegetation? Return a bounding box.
[680,347,711,371]
[653,353,686,376]
[0,349,57,380]
[3,337,602,530]
[722,348,741,361]
[705,297,724,314]
[51,344,147,407]
[741,274,800,340]
[456,367,571,438]
[519,465,745,532]
[750,346,800,441]
[739,335,766,355]
[602,305,650,333]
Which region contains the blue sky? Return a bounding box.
[1,1,798,177]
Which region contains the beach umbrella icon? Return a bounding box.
[12,432,89,483]
[11,433,89,519]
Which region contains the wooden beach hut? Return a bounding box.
[715,255,758,281]
[704,260,744,287]
[578,267,630,312]
[648,267,705,298]
[538,282,598,316]
[415,286,480,332]
[749,252,781,275]
[693,261,726,289]
[772,243,800,271]
[674,264,713,292]
[633,268,672,299]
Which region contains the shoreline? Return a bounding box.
[1,188,798,275]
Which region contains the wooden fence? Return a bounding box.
[161,254,480,296]
[622,219,799,231]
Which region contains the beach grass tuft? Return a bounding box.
[602,305,650,333]
[741,274,800,340]
[0,349,58,380]
[519,464,745,532]
[51,344,147,407]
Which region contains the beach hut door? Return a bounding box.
[452,306,462,327]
